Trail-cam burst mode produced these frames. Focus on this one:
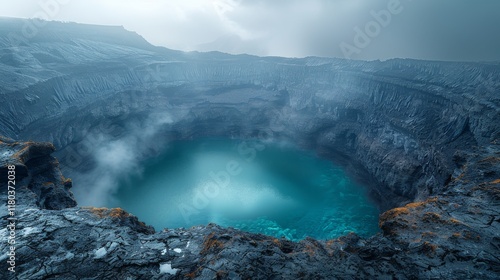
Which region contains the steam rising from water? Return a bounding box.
[109,138,380,241]
[71,112,173,206]
[69,114,379,241]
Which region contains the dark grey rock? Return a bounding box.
[0,18,499,279]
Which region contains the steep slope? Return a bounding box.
[0,138,498,279]
[0,18,499,279]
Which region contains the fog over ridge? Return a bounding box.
[1,0,499,61]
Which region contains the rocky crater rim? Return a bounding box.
[1,131,499,279]
[0,133,433,237]
[0,19,499,278]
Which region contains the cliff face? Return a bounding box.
[1,19,499,209]
[0,136,76,210]
[0,19,499,279]
[0,139,499,279]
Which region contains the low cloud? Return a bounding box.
[71,112,173,206]
[2,1,499,60]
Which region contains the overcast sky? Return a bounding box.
[1,0,500,61]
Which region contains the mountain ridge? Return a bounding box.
[0,18,499,279]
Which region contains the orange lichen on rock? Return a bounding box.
[422,212,442,223]
[108,208,131,218]
[10,142,56,164]
[272,238,281,247]
[201,233,224,255]
[12,146,29,161]
[422,242,438,257]
[85,207,109,218]
[304,244,316,257]
[84,207,131,219]
[406,197,438,209]
[378,207,412,232]
[421,232,436,238]
[449,218,463,225]
[379,207,410,222]
[463,231,481,240]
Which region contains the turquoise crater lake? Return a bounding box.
[111,138,380,241]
